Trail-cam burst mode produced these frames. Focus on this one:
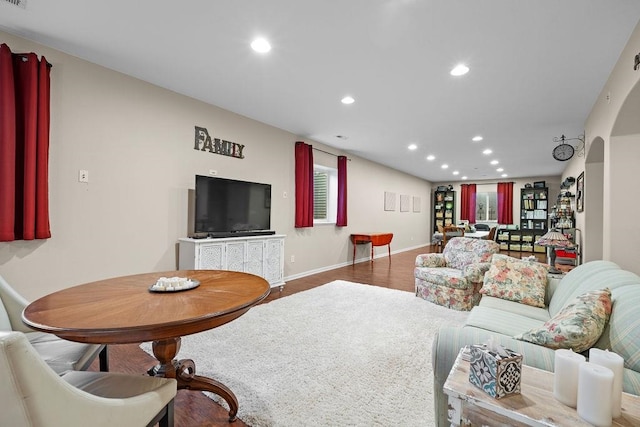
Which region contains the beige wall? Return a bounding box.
[607,134,638,270]
[0,31,432,299]
[565,19,640,273]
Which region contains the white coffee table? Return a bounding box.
[443,349,640,426]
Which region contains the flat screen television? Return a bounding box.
[194,175,273,237]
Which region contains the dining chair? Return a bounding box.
[486,227,497,241]
[442,225,465,250]
[433,225,445,251]
[0,331,177,427]
[0,274,108,374]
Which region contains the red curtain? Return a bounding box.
[294,141,314,228]
[497,182,514,224]
[460,184,476,223]
[0,43,51,242]
[336,155,347,226]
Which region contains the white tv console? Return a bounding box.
[178,234,285,289]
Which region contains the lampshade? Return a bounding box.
[535,230,574,248]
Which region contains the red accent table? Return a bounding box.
[350,233,393,265]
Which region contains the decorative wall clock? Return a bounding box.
[552,134,584,161]
[552,143,575,161]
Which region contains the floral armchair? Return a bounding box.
[415,237,500,311]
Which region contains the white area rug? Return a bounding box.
[142,280,468,426]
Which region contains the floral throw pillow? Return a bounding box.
[479,254,548,307]
[514,288,612,353]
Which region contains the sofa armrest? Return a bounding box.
[544,275,562,306]
[461,262,491,283]
[415,253,446,268]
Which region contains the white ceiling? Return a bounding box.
[1,0,639,182]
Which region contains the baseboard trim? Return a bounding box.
[284,243,429,282]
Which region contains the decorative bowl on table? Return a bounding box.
[149,277,200,292]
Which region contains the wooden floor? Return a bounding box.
[90,244,550,426]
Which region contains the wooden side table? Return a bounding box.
[443,350,640,426]
[350,233,393,265]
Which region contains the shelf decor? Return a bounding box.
[433,188,455,232]
[535,230,575,274]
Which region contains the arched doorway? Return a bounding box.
[608,80,640,271]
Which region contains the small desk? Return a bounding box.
[22,270,270,422]
[350,233,393,265]
[444,350,640,426]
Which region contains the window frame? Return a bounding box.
[313,164,338,225]
[475,191,498,223]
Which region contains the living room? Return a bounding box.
[2,21,639,299]
[2,2,640,426]
[0,28,565,298]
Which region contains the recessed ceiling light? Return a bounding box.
[496,167,504,172]
[453,171,460,175]
[490,160,499,165]
[250,38,271,53]
[472,136,483,142]
[341,96,355,105]
[461,176,468,180]
[426,155,435,161]
[441,164,449,169]
[450,64,469,76]
[482,149,493,155]
[408,144,418,150]
[501,173,508,177]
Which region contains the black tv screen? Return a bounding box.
[194,175,272,236]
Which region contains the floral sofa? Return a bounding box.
[414,237,500,311]
[431,259,640,426]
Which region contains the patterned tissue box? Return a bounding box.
[468,344,523,399]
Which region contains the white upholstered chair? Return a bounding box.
[0,274,107,373]
[0,331,177,427]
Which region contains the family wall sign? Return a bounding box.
[194,126,245,159]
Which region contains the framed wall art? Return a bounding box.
[576,172,584,212]
[413,196,421,213]
[400,194,410,212]
[384,191,396,211]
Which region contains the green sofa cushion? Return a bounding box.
[548,260,624,316]
[478,295,551,322]
[465,306,545,336]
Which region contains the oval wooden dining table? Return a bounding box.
[22,269,271,422]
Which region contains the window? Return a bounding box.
[476,192,497,222]
[314,165,337,224]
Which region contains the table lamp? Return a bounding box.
[535,230,574,274]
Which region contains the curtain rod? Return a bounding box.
[460,181,514,185]
[15,52,52,68]
[312,147,351,161]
